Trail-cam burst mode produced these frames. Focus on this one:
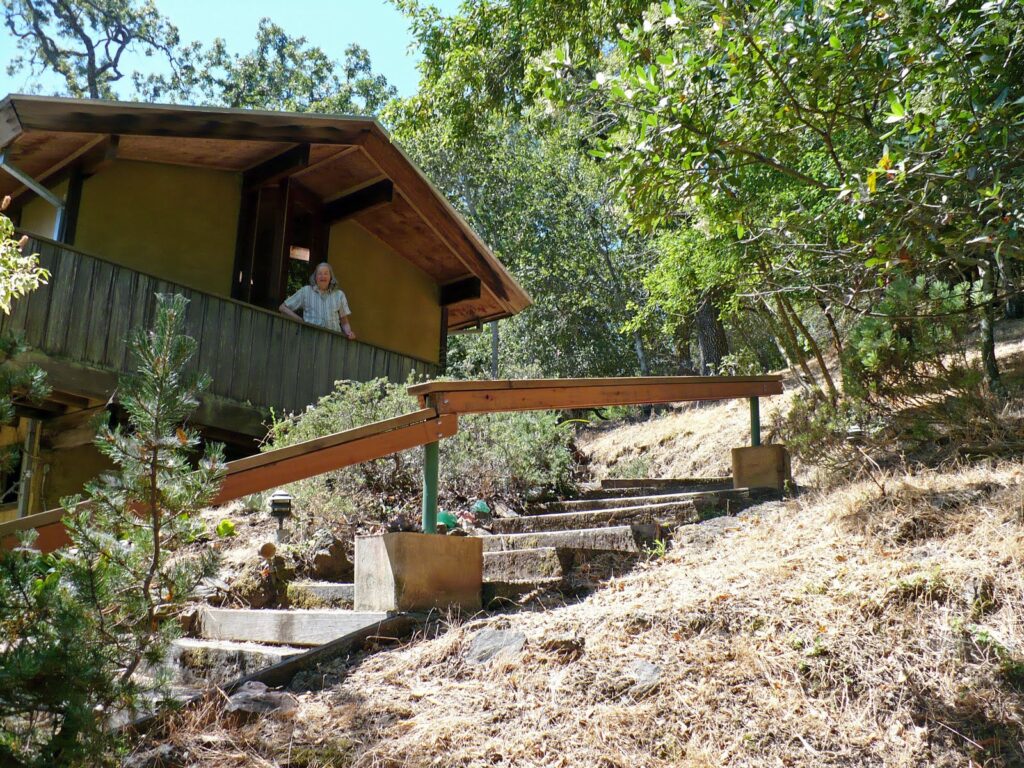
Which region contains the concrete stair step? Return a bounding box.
[168,637,307,688]
[574,477,733,500]
[198,608,390,647]
[483,547,567,583]
[483,546,642,589]
[479,524,658,554]
[491,500,698,534]
[529,487,750,514]
[287,581,355,609]
[600,477,732,491]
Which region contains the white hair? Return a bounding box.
[309,262,339,291]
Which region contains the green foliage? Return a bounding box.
[0,294,225,766]
[0,540,119,768]
[265,376,579,517]
[140,19,395,114]
[61,294,225,685]
[0,206,48,316]
[3,0,185,98]
[215,518,236,538]
[842,277,981,402]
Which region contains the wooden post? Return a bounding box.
[421,441,439,534]
[749,397,761,447]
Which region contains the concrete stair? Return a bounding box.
[480,524,658,554]
[198,608,389,647]
[479,478,778,601]
[168,637,307,687]
[286,581,355,609]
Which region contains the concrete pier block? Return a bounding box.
[354,532,483,613]
[732,445,792,492]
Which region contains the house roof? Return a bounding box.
[0,95,531,329]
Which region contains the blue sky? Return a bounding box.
[0,0,463,100]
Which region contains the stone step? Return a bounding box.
[600,477,732,490]
[483,547,567,583]
[287,581,355,609]
[479,524,658,554]
[529,487,750,514]
[483,546,642,588]
[490,500,698,534]
[168,637,307,688]
[198,608,390,647]
[574,477,733,500]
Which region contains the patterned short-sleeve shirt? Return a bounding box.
[283,285,351,332]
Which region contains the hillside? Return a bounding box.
[142,395,1024,768]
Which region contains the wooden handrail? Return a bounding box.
[2,375,785,552]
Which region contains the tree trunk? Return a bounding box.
[1000,255,1024,319]
[695,292,729,375]
[980,260,1003,393]
[673,317,697,374]
[770,295,819,391]
[783,296,840,403]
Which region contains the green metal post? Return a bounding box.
[749,397,761,447]
[421,440,439,533]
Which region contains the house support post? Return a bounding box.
[0,151,65,240]
[749,397,761,447]
[421,440,439,533]
[17,418,41,518]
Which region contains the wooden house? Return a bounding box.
[0,95,530,517]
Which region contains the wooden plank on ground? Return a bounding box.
[213,413,455,503]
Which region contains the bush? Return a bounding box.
[0,295,225,766]
[781,277,1024,482]
[265,377,580,521]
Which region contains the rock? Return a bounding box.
[122,744,187,768]
[309,534,353,581]
[466,629,527,664]
[224,681,298,724]
[624,660,663,697]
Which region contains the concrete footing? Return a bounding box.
[732,445,792,492]
[354,532,483,613]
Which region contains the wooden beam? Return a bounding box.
[213,413,457,504]
[322,179,393,223]
[9,134,118,208]
[409,376,785,414]
[358,130,527,311]
[287,177,323,213]
[243,143,309,189]
[11,96,375,145]
[440,277,482,306]
[40,404,109,450]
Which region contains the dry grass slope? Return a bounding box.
[159,461,1023,767]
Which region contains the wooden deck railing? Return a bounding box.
[1,237,438,418]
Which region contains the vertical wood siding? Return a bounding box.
[2,240,438,417]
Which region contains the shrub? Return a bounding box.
[0,295,225,766]
[781,277,1024,481]
[265,377,580,520]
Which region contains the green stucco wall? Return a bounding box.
[71,160,241,296]
[19,178,69,240]
[327,219,441,364]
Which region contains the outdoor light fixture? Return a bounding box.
[269,491,293,539]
